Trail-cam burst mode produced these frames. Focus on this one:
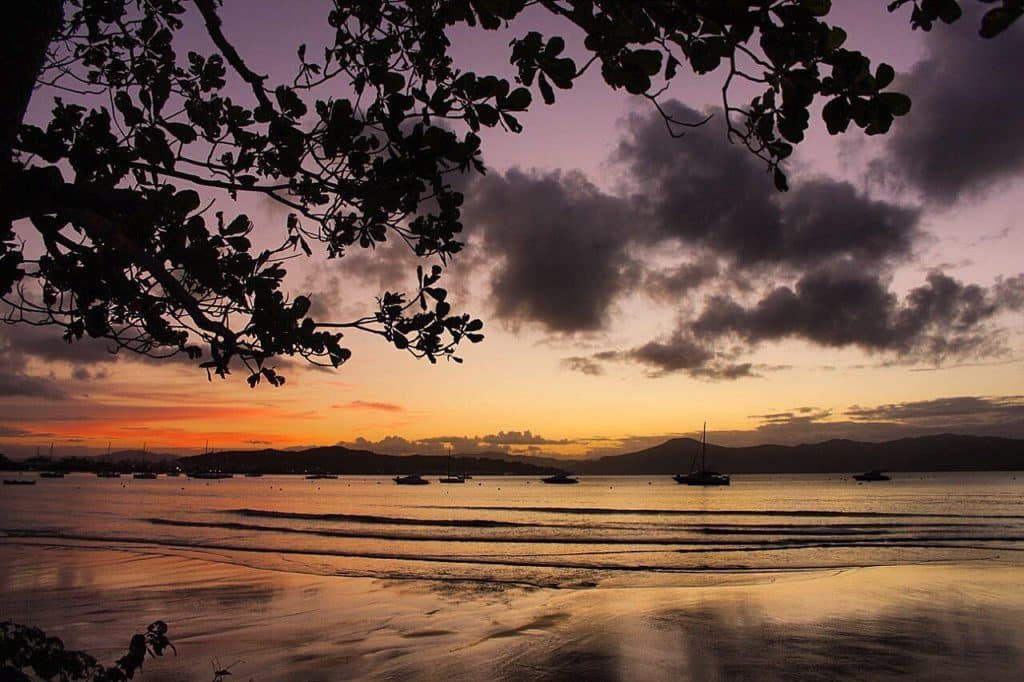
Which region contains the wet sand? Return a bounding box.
[2,539,1022,680]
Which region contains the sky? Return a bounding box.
[3,2,1024,459]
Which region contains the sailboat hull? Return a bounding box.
[674,472,730,486]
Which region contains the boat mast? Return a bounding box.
[702,422,707,472]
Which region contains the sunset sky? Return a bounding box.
[3,2,1023,459]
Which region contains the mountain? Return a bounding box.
[572,434,1024,474]
[93,449,178,465]
[178,445,563,476]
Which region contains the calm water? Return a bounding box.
[3,473,1024,679]
[2,472,1023,587]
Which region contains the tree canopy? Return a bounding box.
[1,0,1019,386]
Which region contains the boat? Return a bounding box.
[3,479,36,486]
[96,472,121,478]
[166,470,181,477]
[39,471,65,478]
[438,450,465,484]
[132,472,157,479]
[853,469,891,482]
[243,472,263,478]
[541,473,579,484]
[188,471,233,479]
[674,423,730,486]
[394,474,429,485]
[306,473,338,480]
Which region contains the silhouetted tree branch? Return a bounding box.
[0,0,1017,385]
[0,619,175,681]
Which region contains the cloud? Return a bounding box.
[879,13,1024,203]
[643,260,720,300]
[339,430,574,455]
[692,267,1023,361]
[0,369,66,400]
[846,395,1024,425]
[478,430,573,446]
[0,425,37,437]
[570,266,1024,378]
[461,100,951,379]
[332,400,404,413]
[462,168,636,333]
[560,356,605,376]
[0,323,119,366]
[616,101,920,268]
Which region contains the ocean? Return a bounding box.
[2,472,1023,679]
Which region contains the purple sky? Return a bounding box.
[3,2,1024,458]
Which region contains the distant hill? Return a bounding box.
[572,434,1024,474]
[179,445,563,476]
[94,449,178,465]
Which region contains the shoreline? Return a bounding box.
[2,540,1022,680]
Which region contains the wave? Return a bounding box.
[142,518,1024,548]
[227,508,543,528]
[228,509,1002,533]
[424,506,1024,520]
[3,530,1020,578]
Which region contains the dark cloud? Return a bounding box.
[460,101,925,362]
[693,267,1022,360]
[478,430,573,446]
[340,430,574,455]
[708,395,1024,446]
[616,101,920,268]
[880,14,1024,202]
[643,260,720,299]
[560,356,605,376]
[0,323,119,366]
[332,400,404,412]
[0,425,37,437]
[627,332,713,375]
[0,369,66,400]
[463,169,636,333]
[847,395,1024,425]
[572,267,1024,378]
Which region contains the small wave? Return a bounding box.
[143,518,1024,549]
[3,531,1020,577]
[228,508,539,528]
[425,506,1024,520]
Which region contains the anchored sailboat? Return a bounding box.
[674,422,730,486]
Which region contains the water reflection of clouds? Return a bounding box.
[504,598,1024,680]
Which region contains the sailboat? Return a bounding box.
[853,469,891,482]
[674,423,730,486]
[394,474,429,485]
[541,472,579,484]
[438,449,465,484]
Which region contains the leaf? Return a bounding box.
[164,122,197,143]
[292,295,311,318]
[875,63,895,90]
[503,87,531,111]
[822,97,851,134]
[174,189,201,213]
[877,91,911,116]
[538,73,555,104]
[980,8,1022,38]
[825,26,847,51]
[799,0,831,16]
[773,167,789,192]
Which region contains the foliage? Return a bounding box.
[0,620,175,681]
[0,0,1018,385]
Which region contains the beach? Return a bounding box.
[2,473,1023,679]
